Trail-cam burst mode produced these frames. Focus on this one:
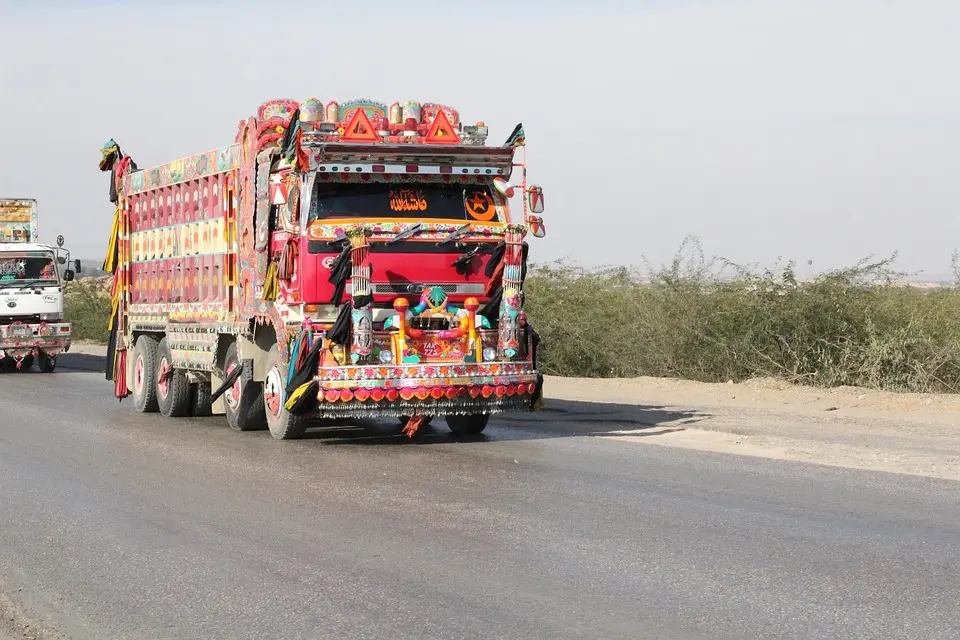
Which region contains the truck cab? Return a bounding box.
[0,198,76,371]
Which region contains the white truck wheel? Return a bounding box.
[156,337,191,418]
[264,344,309,440]
[132,335,160,413]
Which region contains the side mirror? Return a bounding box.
[527,185,544,214]
[527,215,546,238]
[74,259,82,273]
[63,270,75,282]
[492,177,515,198]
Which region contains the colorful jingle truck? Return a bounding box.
[0,198,77,372]
[99,98,546,440]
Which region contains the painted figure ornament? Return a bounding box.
[350,303,373,363]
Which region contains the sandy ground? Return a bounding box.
[65,341,960,482]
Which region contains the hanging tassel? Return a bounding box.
[113,350,129,400]
[327,244,352,305]
[328,303,352,346]
[285,334,324,398]
[278,236,298,280]
[285,379,319,415]
[262,261,279,301]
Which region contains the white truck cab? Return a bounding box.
[0,198,77,372]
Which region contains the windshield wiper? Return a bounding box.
[388,222,425,245]
[437,223,471,247]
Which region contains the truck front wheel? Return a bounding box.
[37,353,55,373]
[223,342,266,432]
[132,335,160,413]
[156,337,191,418]
[445,413,490,436]
[263,344,308,440]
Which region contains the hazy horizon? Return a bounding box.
[1,0,957,279]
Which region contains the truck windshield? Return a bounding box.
[309,182,500,223]
[0,253,58,286]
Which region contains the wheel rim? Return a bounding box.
[157,357,170,399]
[224,362,240,411]
[135,355,144,393]
[264,365,284,419]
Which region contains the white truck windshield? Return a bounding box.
[0,253,58,286]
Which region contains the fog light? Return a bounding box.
[482,348,497,362]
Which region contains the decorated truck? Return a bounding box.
[99,98,546,440]
[0,198,78,371]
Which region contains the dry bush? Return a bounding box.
[526,236,960,392]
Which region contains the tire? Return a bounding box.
[156,337,191,418]
[263,344,308,440]
[132,335,160,413]
[445,413,490,435]
[223,341,266,431]
[190,382,213,417]
[37,353,55,373]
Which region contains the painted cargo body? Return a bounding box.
[0,198,78,371]
[101,98,546,440]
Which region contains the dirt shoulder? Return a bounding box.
[0,589,62,640]
[545,375,960,481]
[63,343,960,481]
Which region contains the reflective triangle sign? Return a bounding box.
[424,110,460,144]
[340,109,380,142]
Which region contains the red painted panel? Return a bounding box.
[299,237,495,306]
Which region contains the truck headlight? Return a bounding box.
[39,313,62,322]
[379,349,394,364]
[483,348,497,362]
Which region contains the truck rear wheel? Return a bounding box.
[264,344,308,440]
[223,342,266,432]
[37,353,55,373]
[132,335,160,413]
[156,337,191,418]
[445,413,490,435]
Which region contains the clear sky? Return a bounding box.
[0,0,956,277]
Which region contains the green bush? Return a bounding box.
[64,280,112,343]
[525,236,960,393]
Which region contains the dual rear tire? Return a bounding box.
[131,335,215,419]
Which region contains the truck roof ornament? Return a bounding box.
[251,98,490,150]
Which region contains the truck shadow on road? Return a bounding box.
[51,352,108,374]
[312,398,708,446]
[50,351,710,446]
[0,351,107,375]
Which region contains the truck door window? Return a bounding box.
[309,182,499,223]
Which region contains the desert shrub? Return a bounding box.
[525,237,960,392]
[64,279,113,343]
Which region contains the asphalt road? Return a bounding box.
[1,353,958,640]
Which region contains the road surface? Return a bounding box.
[0,352,958,639]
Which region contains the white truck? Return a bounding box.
[0,198,79,372]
